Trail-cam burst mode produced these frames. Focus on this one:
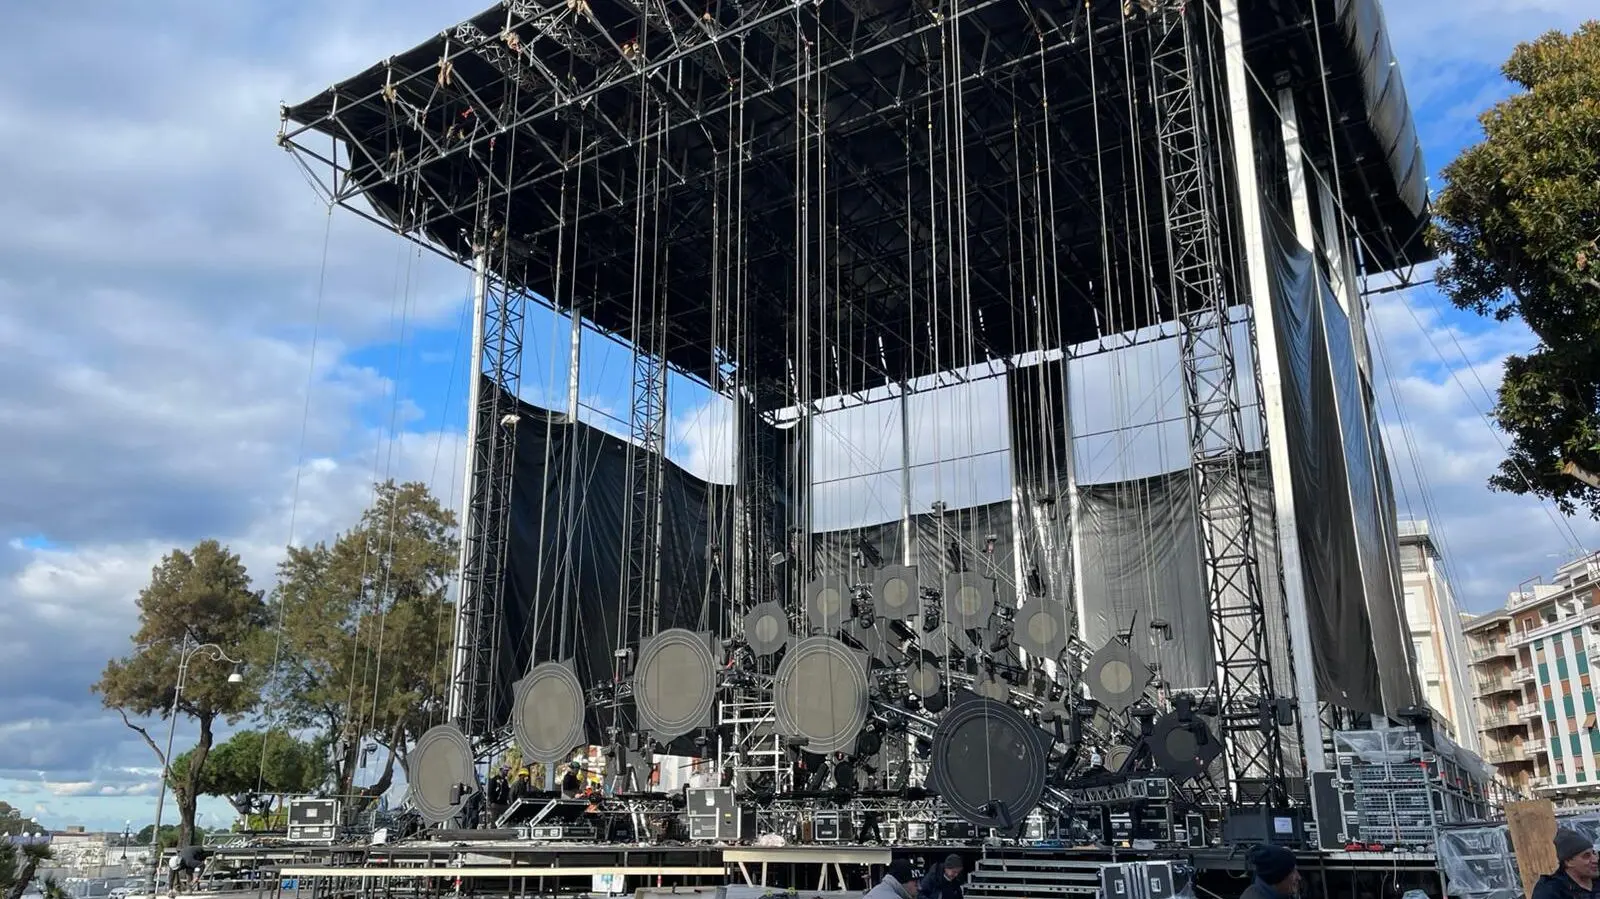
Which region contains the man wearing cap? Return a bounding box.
[1241,845,1300,899]
[918,854,965,899]
[864,860,919,899]
[1533,828,1600,899]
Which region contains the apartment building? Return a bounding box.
[1398,520,1477,748]
[1464,552,1600,800]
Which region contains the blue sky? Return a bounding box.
[0,0,1595,833]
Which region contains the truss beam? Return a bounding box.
[1149,2,1286,805]
[450,239,527,739]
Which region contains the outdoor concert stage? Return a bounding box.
[277,0,1464,875]
[214,839,1446,899]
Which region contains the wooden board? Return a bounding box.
[1506,799,1559,898]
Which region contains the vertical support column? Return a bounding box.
[899,383,914,566]
[566,304,582,422]
[1062,354,1089,648]
[1278,88,1316,254]
[1219,0,1328,774]
[448,247,490,726]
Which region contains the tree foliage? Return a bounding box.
[268,481,458,803]
[0,803,51,899]
[169,729,324,801]
[93,540,268,848]
[1429,21,1600,515]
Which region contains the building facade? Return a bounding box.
[1398,520,1477,748]
[1465,553,1600,801]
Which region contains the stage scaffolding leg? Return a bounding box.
[1215,0,1328,781]
[447,249,490,727]
[449,238,525,738]
[1151,0,1286,806]
[899,382,913,567]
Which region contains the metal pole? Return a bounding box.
[448,247,490,725]
[148,638,191,897]
[1217,0,1327,771]
[899,383,913,566]
[565,304,582,422]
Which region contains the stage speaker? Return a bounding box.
[1083,641,1152,711]
[927,693,1049,828]
[742,601,790,656]
[805,575,852,633]
[511,661,587,764]
[943,570,994,630]
[1012,599,1071,660]
[873,565,919,619]
[633,629,718,741]
[1149,713,1222,782]
[286,798,339,843]
[774,636,870,754]
[907,663,943,699]
[405,724,477,825]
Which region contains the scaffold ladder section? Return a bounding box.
[1149,2,1286,804]
[719,700,789,793]
[455,243,526,738]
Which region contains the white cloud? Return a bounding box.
[1365,288,1600,611]
[0,0,489,830]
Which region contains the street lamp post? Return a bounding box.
[146,636,242,897]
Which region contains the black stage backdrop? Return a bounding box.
[490,381,780,735]
[1265,207,1417,717]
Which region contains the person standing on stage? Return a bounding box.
[1534,829,1600,899]
[918,854,964,899]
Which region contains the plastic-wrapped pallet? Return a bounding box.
[1436,824,1521,899]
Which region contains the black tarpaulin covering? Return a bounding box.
[1077,472,1209,692]
[1333,0,1428,222]
[1264,210,1388,716]
[493,381,736,731]
[1322,289,1419,712]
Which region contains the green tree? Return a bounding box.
[133,824,180,851]
[93,541,269,848]
[0,803,51,899]
[269,481,458,806]
[169,728,325,826]
[1429,21,1600,516]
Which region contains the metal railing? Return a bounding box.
[1485,746,1528,764]
[1476,673,1516,693]
[1481,711,1519,729]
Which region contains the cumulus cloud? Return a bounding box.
[0,0,489,829]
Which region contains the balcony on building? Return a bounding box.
[1526,737,1547,753]
[1480,708,1523,730]
[1476,669,1519,694]
[1471,642,1517,663]
[1484,742,1529,765]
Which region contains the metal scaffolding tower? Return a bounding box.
[449,237,526,738]
[1150,2,1287,805]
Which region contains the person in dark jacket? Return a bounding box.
[1240,845,1300,899]
[1533,829,1600,899]
[863,860,919,899]
[918,854,964,899]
